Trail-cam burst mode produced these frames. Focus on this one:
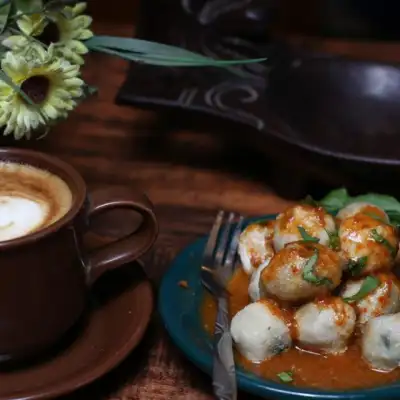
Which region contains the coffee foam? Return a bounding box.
[0,162,73,242]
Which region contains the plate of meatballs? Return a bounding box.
[159,189,400,399]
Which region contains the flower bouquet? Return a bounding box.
[0,0,264,140]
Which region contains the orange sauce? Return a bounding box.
[201,268,400,389]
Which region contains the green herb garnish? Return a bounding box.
[347,256,368,276]
[343,276,380,303]
[302,249,332,286]
[326,229,340,250]
[277,371,294,383]
[298,226,319,243]
[363,211,388,225]
[370,229,397,258]
[318,188,349,214]
[306,189,400,227]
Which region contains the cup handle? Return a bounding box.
[84,187,158,285]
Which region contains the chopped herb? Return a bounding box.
[343,276,380,303]
[370,229,397,258]
[277,371,293,383]
[363,211,388,225]
[302,249,332,286]
[326,229,340,250]
[348,256,368,276]
[298,226,319,243]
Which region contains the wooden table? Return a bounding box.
[16,3,400,399]
[2,5,288,400]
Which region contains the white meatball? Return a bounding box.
[341,273,400,326]
[294,297,356,354]
[260,242,342,303]
[238,220,275,275]
[339,212,399,275]
[362,313,400,372]
[230,300,292,363]
[337,202,389,222]
[273,204,336,252]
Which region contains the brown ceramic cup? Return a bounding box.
[0,148,158,363]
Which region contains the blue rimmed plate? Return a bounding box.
[159,214,400,400]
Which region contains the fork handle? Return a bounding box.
[212,296,237,400]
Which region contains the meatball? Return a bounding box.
[339,212,399,275]
[260,242,342,303]
[273,204,337,252]
[337,202,389,223]
[294,297,356,354]
[238,220,275,275]
[341,273,400,325]
[362,313,400,372]
[230,300,292,363]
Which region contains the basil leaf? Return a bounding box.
[363,211,389,225]
[326,229,340,250]
[370,229,397,258]
[351,194,400,215]
[311,189,400,225]
[277,371,293,383]
[386,210,400,230]
[298,226,319,243]
[348,256,368,276]
[319,188,349,213]
[343,276,380,303]
[302,249,332,286]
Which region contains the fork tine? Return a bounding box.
[202,210,224,267]
[215,212,235,266]
[224,216,244,270]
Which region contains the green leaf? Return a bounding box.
[0,0,10,6]
[0,1,12,33]
[363,211,389,225]
[347,256,368,276]
[313,189,400,229]
[302,248,332,286]
[351,193,400,215]
[14,0,43,12]
[298,226,319,243]
[343,276,380,303]
[319,188,349,213]
[277,371,293,383]
[86,36,267,67]
[326,229,340,250]
[370,228,397,258]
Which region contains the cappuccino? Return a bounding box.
[0,162,72,241]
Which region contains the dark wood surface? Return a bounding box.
[13,2,400,399]
[12,5,291,400]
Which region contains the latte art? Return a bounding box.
[0,162,72,241]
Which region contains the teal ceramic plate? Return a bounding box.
[159,215,400,400]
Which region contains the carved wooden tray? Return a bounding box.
[116,0,400,199]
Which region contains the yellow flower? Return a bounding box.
[2,2,93,65]
[0,47,84,139]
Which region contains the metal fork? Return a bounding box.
[201,210,244,400]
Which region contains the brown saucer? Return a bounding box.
[0,261,154,400]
